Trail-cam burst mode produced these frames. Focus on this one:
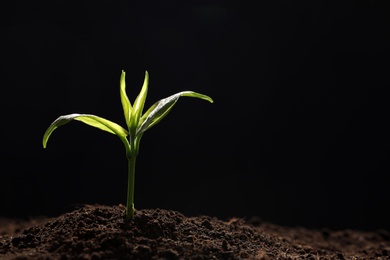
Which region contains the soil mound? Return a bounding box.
[1,204,389,259]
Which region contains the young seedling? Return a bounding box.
[43,70,213,220]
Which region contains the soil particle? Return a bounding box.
[1,204,389,259]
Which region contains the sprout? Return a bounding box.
[43,70,213,220]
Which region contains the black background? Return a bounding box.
[1,1,389,231]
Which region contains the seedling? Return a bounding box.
[43,70,213,220]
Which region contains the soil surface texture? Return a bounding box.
[1,204,389,259]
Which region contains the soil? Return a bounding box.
[1,204,389,259]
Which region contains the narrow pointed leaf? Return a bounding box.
[74,115,128,136]
[120,70,133,128]
[43,113,128,148]
[137,91,213,135]
[136,97,177,135]
[179,91,214,103]
[132,70,149,130]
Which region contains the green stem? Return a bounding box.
[126,154,136,220]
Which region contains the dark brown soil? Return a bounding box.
[1,204,389,259]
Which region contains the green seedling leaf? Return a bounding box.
[43,113,128,148]
[42,70,213,220]
[120,70,133,128]
[131,71,149,133]
[137,91,213,135]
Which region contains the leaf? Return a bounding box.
[179,91,214,103]
[120,70,133,128]
[136,91,213,135]
[43,113,128,148]
[131,70,149,131]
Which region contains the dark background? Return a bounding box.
[1,1,389,231]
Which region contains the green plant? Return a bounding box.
[43,70,213,220]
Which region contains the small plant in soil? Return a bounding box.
[42,70,213,220]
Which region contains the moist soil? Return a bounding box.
[1,204,389,259]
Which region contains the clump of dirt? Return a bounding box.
[1,204,389,259]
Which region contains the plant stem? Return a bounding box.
[126,155,136,220]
